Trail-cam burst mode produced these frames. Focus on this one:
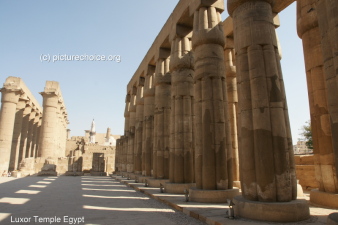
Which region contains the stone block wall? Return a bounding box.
[295,155,319,191]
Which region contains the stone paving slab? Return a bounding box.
[112,175,338,225]
[0,176,206,225]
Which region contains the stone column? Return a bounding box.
[297,0,338,194]
[39,92,59,158]
[67,129,71,140]
[142,66,155,177]
[115,138,121,171]
[317,0,338,187]
[56,103,61,157]
[224,37,240,184]
[30,111,40,158]
[192,5,233,191]
[228,0,296,202]
[153,49,171,179]
[134,78,144,175]
[35,115,42,157]
[25,108,36,158]
[0,88,21,173]
[227,0,309,222]
[169,30,194,186]
[122,136,128,172]
[122,94,130,173]
[127,88,136,173]
[9,100,26,171]
[18,105,32,163]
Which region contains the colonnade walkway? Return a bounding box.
[0,176,205,225]
[112,175,336,225]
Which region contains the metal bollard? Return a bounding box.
[160,183,164,193]
[184,189,189,202]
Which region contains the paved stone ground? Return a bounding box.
[0,176,206,225]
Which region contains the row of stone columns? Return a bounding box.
[0,77,43,173]
[115,2,239,201]
[115,0,338,220]
[0,78,69,174]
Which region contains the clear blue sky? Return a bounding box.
[0,1,309,144]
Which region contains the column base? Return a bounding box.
[65,171,84,176]
[135,175,151,183]
[297,183,304,197]
[310,189,338,209]
[233,181,241,189]
[90,171,107,176]
[19,157,37,176]
[327,213,338,225]
[147,178,169,188]
[37,158,57,176]
[164,182,196,194]
[189,187,240,203]
[233,195,310,222]
[38,171,57,176]
[11,171,21,178]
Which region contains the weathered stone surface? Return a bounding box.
[233,195,310,222]
[315,0,338,193]
[327,213,338,225]
[297,0,338,195]
[169,33,194,185]
[189,187,240,203]
[192,5,233,191]
[228,0,296,202]
[153,53,171,179]
[310,190,338,209]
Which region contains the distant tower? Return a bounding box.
[89,119,96,143]
[105,127,111,143]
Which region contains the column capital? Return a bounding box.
[16,99,28,110]
[169,36,193,72]
[191,6,225,49]
[40,92,58,108]
[125,94,131,103]
[296,0,319,38]
[189,0,224,16]
[227,0,274,16]
[0,88,22,104]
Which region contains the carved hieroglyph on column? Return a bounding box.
[169,33,194,184]
[297,0,338,194]
[228,0,296,202]
[134,78,144,175]
[0,85,21,173]
[127,88,136,173]
[153,50,171,179]
[192,6,233,190]
[316,0,338,193]
[142,66,155,177]
[224,37,240,183]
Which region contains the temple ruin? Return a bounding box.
[1,0,338,223]
[0,77,69,176]
[114,0,338,222]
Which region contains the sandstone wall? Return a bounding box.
[295,155,319,190]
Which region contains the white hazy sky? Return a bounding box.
[0,1,309,144]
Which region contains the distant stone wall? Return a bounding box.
[295,155,319,191]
